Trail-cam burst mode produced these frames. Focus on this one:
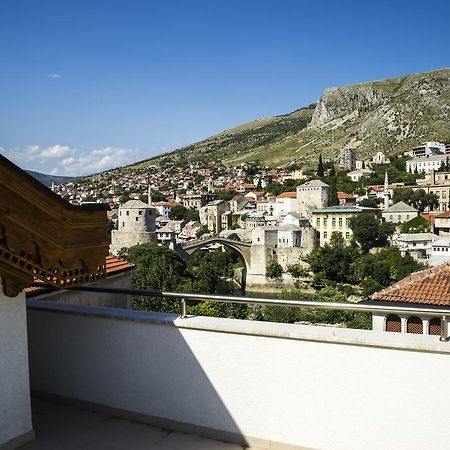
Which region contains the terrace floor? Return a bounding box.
[20,397,256,450]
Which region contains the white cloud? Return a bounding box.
[40,144,71,158]
[48,73,62,78]
[1,144,138,176]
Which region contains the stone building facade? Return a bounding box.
[110,200,156,254]
[297,180,329,217]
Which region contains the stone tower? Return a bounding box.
[296,180,330,217]
[110,200,156,255]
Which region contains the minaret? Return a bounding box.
[384,171,389,209]
[147,175,152,206]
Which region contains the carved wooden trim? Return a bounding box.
[0,155,110,297]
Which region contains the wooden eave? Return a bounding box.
[0,154,110,297]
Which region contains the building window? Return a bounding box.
[126,211,129,216]
[332,218,336,227]
[139,211,143,215]
[323,231,328,239]
[429,318,441,336]
[390,215,393,221]
[407,316,423,334]
[136,217,139,221]
[346,232,350,239]
[323,218,327,226]
[345,218,350,226]
[338,218,343,227]
[386,315,401,332]
[122,222,125,227]
[316,218,320,226]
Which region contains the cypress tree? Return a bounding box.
[317,154,324,177]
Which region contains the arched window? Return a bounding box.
[429,318,441,336]
[407,316,423,334]
[386,315,401,332]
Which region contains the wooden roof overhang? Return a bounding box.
[0,155,110,297]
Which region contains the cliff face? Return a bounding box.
[304,69,450,161]
[112,68,450,171]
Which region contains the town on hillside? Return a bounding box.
[48,140,450,292]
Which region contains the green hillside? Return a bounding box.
[118,68,450,170]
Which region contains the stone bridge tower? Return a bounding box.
[110,200,156,255]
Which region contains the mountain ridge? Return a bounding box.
[105,68,450,173]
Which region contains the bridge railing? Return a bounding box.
[31,282,450,341]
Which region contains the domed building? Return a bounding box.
[110,199,157,255]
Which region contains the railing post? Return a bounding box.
[180,298,187,319]
[440,315,448,342]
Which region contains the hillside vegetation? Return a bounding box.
[120,68,450,170]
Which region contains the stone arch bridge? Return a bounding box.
[177,236,252,271]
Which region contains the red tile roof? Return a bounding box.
[276,191,297,199]
[370,263,450,306]
[25,255,133,296]
[435,211,450,218]
[421,213,436,224]
[337,191,355,199]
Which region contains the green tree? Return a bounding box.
[358,198,378,208]
[400,216,431,233]
[349,214,395,251]
[307,232,360,283]
[329,180,339,206]
[266,259,283,278]
[184,209,200,222]
[168,205,188,220]
[317,154,324,177]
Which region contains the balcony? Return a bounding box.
[23,290,450,450]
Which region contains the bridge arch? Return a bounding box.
[177,237,252,272]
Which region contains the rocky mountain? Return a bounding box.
[128,68,450,169]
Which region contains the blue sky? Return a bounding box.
[0,0,449,176]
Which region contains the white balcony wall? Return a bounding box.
[0,278,33,449]
[27,301,450,450]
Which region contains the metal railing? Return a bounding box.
[31,282,450,342]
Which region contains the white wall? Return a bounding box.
[27,302,450,450]
[0,278,33,448]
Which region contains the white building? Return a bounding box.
[278,224,302,248]
[391,233,438,260]
[372,152,390,165]
[347,169,373,182]
[406,155,448,173]
[156,226,175,245]
[434,211,450,236]
[274,191,297,217]
[430,237,450,266]
[282,212,310,228]
[382,201,419,223]
[410,141,447,157]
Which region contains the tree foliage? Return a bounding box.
[266,259,283,278]
[349,214,395,251]
[392,188,439,213]
[317,154,324,177]
[168,205,188,220]
[399,215,431,233]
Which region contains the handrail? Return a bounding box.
[31,282,450,341]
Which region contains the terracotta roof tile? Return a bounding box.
[25,255,133,296]
[369,263,450,306]
[276,192,297,199]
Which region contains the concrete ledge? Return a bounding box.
[31,392,310,450]
[27,300,450,354]
[0,430,34,450]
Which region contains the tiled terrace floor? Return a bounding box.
[20,397,255,450]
